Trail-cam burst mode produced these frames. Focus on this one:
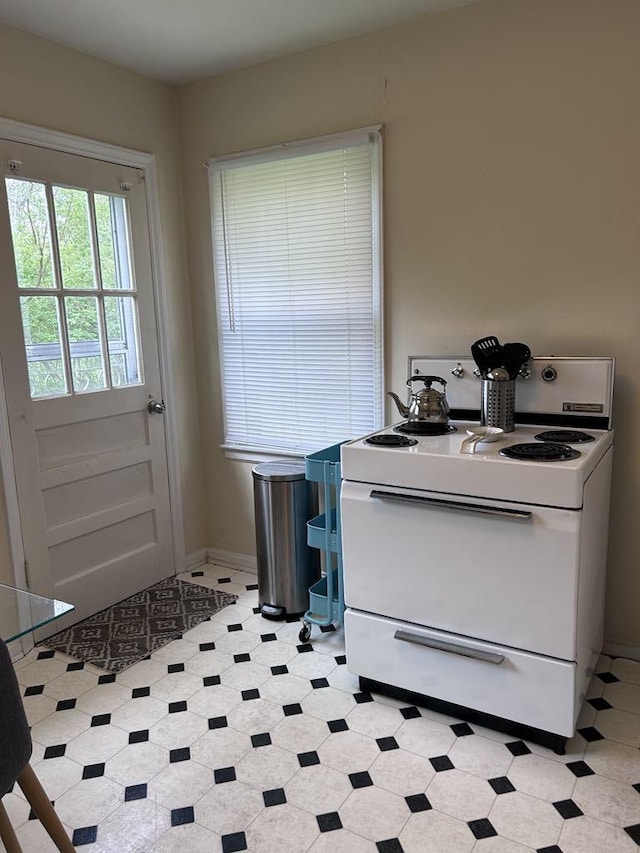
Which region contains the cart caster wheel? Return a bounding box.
[299,624,312,643]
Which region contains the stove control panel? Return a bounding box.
[408,356,614,425]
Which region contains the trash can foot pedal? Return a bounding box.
[260,603,286,620]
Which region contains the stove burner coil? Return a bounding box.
[500,442,581,462]
[535,430,595,444]
[365,434,418,447]
[394,422,457,436]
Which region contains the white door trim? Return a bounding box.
[0,350,27,585]
[0,116,185,590]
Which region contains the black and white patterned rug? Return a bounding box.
[40,577,238,673]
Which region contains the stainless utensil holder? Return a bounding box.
[481,379,516,433]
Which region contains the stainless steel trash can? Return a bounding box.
[252,461,320,619]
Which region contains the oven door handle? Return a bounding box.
[394,629,505,665]
[369,490,532,520]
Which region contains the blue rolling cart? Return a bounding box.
[299,442,346,644]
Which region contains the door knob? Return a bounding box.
[147,399,166,414]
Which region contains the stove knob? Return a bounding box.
[451,363,465,378]
[541,365,557,382]
[519,365,532,379]
[473,367,482,378]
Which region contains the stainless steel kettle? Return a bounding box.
[387,375,451,424]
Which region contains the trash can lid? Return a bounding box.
[252,461,307,482]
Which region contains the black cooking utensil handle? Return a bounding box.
[503,342,531,359]
[472,336,501,349]
[502,342,532,378]
[471,337,502,376]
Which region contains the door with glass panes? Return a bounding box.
[0,140,174,631]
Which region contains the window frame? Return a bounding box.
[207,126,384,459]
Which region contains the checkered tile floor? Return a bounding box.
[5,563,640,852]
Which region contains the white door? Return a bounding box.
[0,140,174,632]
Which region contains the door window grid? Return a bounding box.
[6,177,143,399]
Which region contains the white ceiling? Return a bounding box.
[0,0,477,84]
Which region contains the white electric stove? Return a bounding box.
[340,356,615,751]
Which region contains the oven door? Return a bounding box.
[341,479,581,660]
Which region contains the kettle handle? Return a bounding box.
[407,375,447,388]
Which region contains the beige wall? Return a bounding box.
[0,2,637,654]
[0,25,205,567]
[179,0,640,653]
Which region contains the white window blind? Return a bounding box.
[208,127,383,455]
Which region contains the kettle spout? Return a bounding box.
[387,391,409,418]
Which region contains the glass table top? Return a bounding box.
[0,583,74,643]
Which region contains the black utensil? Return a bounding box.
[502,342,531,379]
[471,336,503,376]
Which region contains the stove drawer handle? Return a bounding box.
[369,490,532,520]
[394,629,505,665]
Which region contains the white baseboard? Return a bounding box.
[603,641,640,662]
[183,547,257,574]
[206,548,258,575]
[184,549,208,571]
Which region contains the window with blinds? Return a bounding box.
[208,127,384,455]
